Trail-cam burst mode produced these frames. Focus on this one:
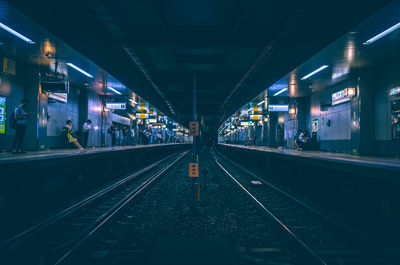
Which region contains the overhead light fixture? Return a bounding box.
[66,63,93,78]
[129,99,138,104]
[107,86,121,95]
[363,22,400,45]
[257,100,265,106]
[301,65,329,80]
[0,22,35,44]
[273,88,288,96]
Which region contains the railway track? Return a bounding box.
[0,151,188,265]
[214,150,393,265]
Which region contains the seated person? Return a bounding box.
[294,129,305,151]
[65,120,84,150]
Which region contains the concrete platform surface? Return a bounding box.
[0,144,186,165]
[220,144,400,171]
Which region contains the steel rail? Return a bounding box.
[215,151,392,261]
[54,151,188,264]
[214,158,327,265]
[1,151,183,247]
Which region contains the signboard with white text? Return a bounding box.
[48,93,68,103]
[106,102,126,110]
[332,89,351,106]
[268,104,289,112]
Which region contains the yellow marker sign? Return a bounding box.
[189,163,199,177]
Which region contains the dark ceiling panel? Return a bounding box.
[6,0,392,129]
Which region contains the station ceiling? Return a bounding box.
[6,0,391,128]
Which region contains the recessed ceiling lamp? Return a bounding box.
[107,86,121,95]
[0,22,35,44]
[363,22,400,45]
[273,88,288,96]
[66,63,94,78]
[301,65,329,80]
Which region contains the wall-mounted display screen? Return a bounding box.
[0,96,6,134]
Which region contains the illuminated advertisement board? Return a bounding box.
[0,96,6,134]
[390,87,400,96]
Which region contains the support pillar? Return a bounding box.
[358,69,376,155]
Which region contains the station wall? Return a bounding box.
[0,56,107,151]
[0,58,26,151]
[46,86,80,148]
[374,61,400,156]
[306,80,352,153]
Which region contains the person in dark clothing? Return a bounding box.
[303,130,311,150]
[277,125,284,148]
[82,119,92,148]
[122,126,130,146]
[251,131,257,146]
[12,99,30,154]
[108,124,117,147]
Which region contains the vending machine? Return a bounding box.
[0,96,6,134]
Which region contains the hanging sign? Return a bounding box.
[106,102,126,110]
[48,92,68,103]
[268,105,289,112]
[249,115,263,120]
[136,113,149,119]
[332,88,351,106]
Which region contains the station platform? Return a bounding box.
[217,143,400,241]
[0,143,191,236]
[0,144,186,165]
[219,143,400,173]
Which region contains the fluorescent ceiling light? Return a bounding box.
[301,65,329,80]
[0,22,35,44]
[107,86,121,95]
[273,88,288,96]
[129,99,138,104]
[363,22,400,45]
[66,63,93,78]
[257,100,265,106]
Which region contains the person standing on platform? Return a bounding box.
[251,131,257,146]
[82,119,92,149]
[157,131,162,144]
[122,126,129,146]
[108,124,117,148]
[130,127,136,146]
[11,99,30,154]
